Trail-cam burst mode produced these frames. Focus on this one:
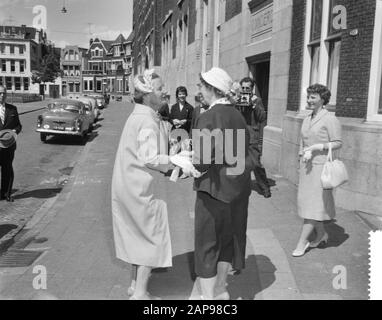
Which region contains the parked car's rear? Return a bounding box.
[36,99,92,143]
[88,94,106,109]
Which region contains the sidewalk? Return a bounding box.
[0,101,371,300]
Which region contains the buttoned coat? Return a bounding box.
[170,101,194,134]
[111,104,173,268]
[298,109,343,221]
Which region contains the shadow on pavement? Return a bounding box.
[148,252,276,300]
[13,188,62,200]
[320,220,349,249]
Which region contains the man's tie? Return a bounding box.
[0,105,5,124]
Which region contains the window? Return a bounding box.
[23,77,29,91]
[84,80,88,91]
[10,61,15,72]
[310,45,320,84]
[125,78,129,92]
[311,0,323,42]
[10,45,14,54]
[6,77,12,90]
[1,60,6,72]
[20,60,25,73]
[75,82,80,93]
[301,0,343,109]
[0,44,4,54]
[15,77,21,91]
[89,80,93,91]
[117,79,123,92]
[327,40,341,104]
[69,82,74,92]
[0,77,2,86]
[19,45,24,54]
[96,79,102,91]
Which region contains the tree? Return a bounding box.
[31,49,62,85]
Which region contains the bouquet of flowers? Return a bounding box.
[169,138,200,182]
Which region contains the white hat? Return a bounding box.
[201,67,233,95]
[134,69,157,93]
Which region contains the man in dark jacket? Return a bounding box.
[0,85,22,202]
[239,77,271,198]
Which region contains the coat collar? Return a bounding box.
[309,108,329,128]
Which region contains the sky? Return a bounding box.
[0,0,133,48]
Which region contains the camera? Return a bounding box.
[236,91,253,108]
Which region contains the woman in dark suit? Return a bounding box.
[192,68,251,300]
[170,86,194,135]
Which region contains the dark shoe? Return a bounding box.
[262,189,271,198]
[6,196,14,202]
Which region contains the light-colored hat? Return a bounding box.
[201,67,233,95]
[133,69,157,93]
[0,130,17,149]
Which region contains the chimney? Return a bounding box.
[89,38,93,46]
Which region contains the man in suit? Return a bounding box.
[170,86,194,135]
[239,77,271,198]
[0,85,22,202]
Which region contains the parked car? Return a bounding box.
[87,94,106,109]
[36,99,93,143]
[74,96,99,123]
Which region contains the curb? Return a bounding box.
[354,211,382,231]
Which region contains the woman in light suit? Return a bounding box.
[293,84,343,257]
[112,70,176,300]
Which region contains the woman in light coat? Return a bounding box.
[293,84,343,257]
[111,70,174,299]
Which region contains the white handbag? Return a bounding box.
[321,143,348,189]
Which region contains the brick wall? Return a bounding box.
[286,0,306,112]
[335,0,376,118]
[225,0,242,22]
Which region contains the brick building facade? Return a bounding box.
[82,33,133,97]
[132,0,287,106]
[277,0,382,216]
[132,0,382,216]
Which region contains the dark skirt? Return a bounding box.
[194,191,249,278]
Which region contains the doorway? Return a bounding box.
[246,52,271,113]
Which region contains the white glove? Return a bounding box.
[302,150,312,162]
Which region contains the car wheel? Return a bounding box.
[80,131,87,145]
[40,133,47,143]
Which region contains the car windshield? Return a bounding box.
[48,103,81,113]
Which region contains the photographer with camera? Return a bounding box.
[235,77,271,198]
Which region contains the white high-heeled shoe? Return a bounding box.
[310,232,329,248]
[292,242,310,257]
